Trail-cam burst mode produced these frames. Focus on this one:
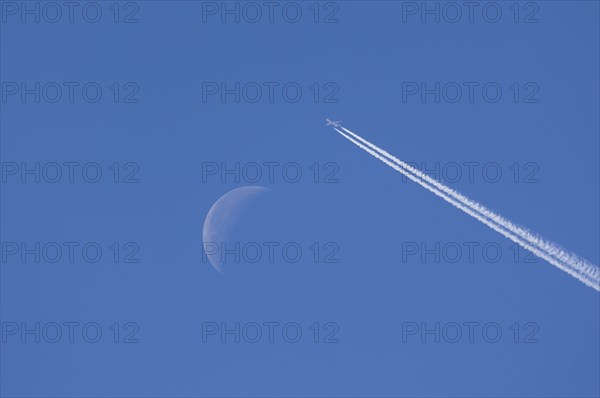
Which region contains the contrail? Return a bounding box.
[332,126,600,291]
[339,126,600,285]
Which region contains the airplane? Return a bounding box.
[325,119,342,128]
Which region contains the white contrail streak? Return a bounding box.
[332,127,600,291]
[339,126,600,285]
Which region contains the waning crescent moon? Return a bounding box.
[202,186,270,273]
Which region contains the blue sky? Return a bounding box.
[1,1,599,397]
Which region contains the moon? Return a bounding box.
[202,186,270,273]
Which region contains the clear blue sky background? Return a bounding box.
[1,1,599,397]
